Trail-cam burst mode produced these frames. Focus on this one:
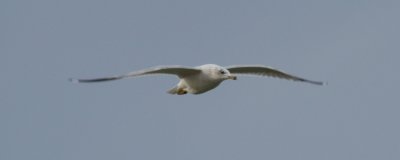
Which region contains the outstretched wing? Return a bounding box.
[70,65,202,83]
[226,65,323,85]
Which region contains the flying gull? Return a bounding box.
[70,64,323,95]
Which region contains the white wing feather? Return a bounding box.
[70,65,201,83]
[226,65,323,85]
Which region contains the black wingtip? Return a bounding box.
[312,81,324,85]
[68,77,121,83]
[298,78,324,85]
[306,80,324,86]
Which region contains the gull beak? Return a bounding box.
[228,75,237,80]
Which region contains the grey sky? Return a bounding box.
[2,0,400,160]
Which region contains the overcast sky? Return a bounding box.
[2,0,400,160]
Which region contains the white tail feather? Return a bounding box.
[167,86,179,94]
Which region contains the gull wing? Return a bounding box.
[226,65,323,85]
[70,65,202,83]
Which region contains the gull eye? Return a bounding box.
[219,70,226,74]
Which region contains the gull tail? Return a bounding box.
[167,86,187,95]
[167,86,179,94]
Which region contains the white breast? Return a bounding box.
[181,72,223,94]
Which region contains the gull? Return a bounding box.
[70,64,323,95]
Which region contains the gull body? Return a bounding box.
[171,64,236,94]
[71,64,322,95]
